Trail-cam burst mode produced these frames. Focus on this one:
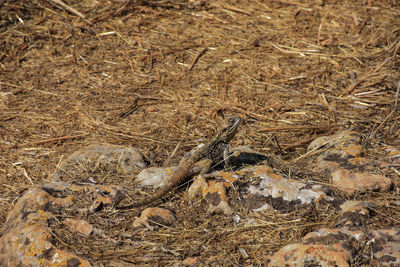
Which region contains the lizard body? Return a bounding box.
[117,116,241,210]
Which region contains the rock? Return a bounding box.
[337,200,376,227]
[0,184,95,267]
[381,144,400,165]
[179,255,222,266]
[145,106,159,113]
[370,228,400,266]
[187,173,208,201]
[303,227,364,244]
[136,166,179,188]
[267,243,351,267]
[331,168,392,195]
[63,218,93,236]
[310,130,367,173]
[308,131,393,195]
[181,256,199,266]
[50,143,146,182]
[308,130,361,152]
[189,164,340,214]
[269,225,400,266]
[188,171,239,215]
[0,182,126,266]
[90,195,113,212]
[132,207,176,229]
[268,227,361,266]
[240,165,335,212]
[202,178,234,215]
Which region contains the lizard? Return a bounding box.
[117,116,242,210]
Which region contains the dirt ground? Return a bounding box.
[1,0,400,265]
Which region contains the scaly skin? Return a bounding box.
[117,116,242,210]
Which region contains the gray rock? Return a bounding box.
[50,143,146,182]
[136,166,179,188]
[240,165,335,212]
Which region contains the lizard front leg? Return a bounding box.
[223,144,231,168]
[186,158,212,201]
[190,158,212,175]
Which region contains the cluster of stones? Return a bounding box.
[0,131,399,266]
[268,130,399,266]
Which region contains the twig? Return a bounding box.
[48,229,75,249]
[0,0,7,8]
[284,136,320,150]
[340,73,382,96]
[0,81,24,88]
[268,0,309,7]
[273,135,284,155]
[221,4,252,16]
[258,125,332,132]
[188,47,207,71]
[218,105,272,121]
[107,131,177,145]
[1,115,18,122]
[340,58,390,96]
[19,167,34,185]
[133,93,174,101]
[21,133,88,147]
[368,80,400,139]
[291,141,333,164]
[92,0,145,23]
[118,99,138,118]
[48,0,91,24]
[317,17,325,47]
[163,141,181,166]
[270,42,328,57]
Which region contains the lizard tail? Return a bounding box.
[116,166,188,210]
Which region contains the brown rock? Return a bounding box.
[63,218,93,236]
[339,200,374,213]
[331,168,392,195]
[133,207,176,228]
[370,228,400,266]
[90,195,113,212]
[268,243,351,267]
[203,179,234,215]
[269,227,364,266]
[342,144,363,157]
[50,143,146,182]
[303,227,364,245]
[308,130,361,152]
[188,171,237,215]
[270,225,400,266]
[310,130,367,173]
[0,185,92,267]
[145,105,159,112]
[382,145,400,164]
[206,255,223,264]
[182,256,199,266]
[337,200,376,227]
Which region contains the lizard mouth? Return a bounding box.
[226,116,242,138]
[232,116,242,129]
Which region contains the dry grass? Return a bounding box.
[1,0,400,265]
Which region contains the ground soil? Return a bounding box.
[1,0,400,265]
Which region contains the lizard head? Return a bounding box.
[218,116,242,142]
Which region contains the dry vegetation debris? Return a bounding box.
[1,0,399,265]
